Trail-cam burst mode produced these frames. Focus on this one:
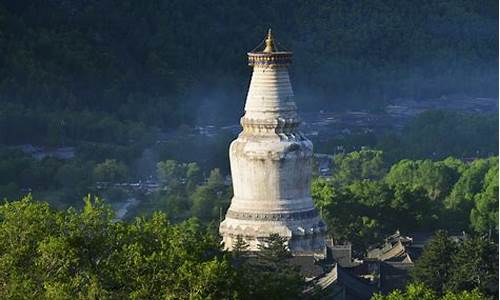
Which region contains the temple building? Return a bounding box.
[219,30,326,254]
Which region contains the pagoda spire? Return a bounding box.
[263,28,274,53]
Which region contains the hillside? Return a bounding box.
[0,0,497,132]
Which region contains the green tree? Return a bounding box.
[157,193,188,218]
[445,157,498,231]
[0,196,242,299]
[156,160,184,188]
[385,159,461,201]
[411,231,458,294]
[445,158,496,209]
[92,159,128,183]
[190,168,228,221]
[312,178,359,244]
[185,162,202,193]
[313,178,389,255]
[0,196,59,299]
[240,234,304,300]
[257,234,292,262]
[232,234,249,259]
[332,150,386,185]
[470,164,499,235]
[55,162,86,189]
[390,183,439,232]
[447,237,498,298]
[206,168,224,189]
[372,283,486,300]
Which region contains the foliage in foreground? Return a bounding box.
[0,196,304,299]
[236,234,304,300]
[372,283,487,300]
[411,231,498,298]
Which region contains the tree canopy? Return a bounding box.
[410,231,498,298]
[0,195,306,299]
[0,0,497,136]
[372,283,487,300]
[313,151,498,255]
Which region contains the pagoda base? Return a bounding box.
[219,213,326,253]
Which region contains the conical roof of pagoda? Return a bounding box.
[248,29,292,66]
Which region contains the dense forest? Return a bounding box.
[0,1,498,298]
[0,0,498,132]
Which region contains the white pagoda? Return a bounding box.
[219,30,326,253]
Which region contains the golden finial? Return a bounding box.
[263,28,274,53]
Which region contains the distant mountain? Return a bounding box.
[0,0,497,127]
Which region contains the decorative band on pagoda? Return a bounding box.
[248,52,292,66]
[240,117,301,136]
[241,116,301,127]
[226,208,319,221]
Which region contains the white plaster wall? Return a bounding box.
[229,139,314,212]
[219,57,326,253]
[244,65,297,118]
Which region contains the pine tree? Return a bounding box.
[372,283,487,300]
[411,230,458,294]
[232,234,249,259]
[257,233,292,264]
[447,237,498,298]
[240,233,304,300]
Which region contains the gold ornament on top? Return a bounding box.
[263,28,274,53]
